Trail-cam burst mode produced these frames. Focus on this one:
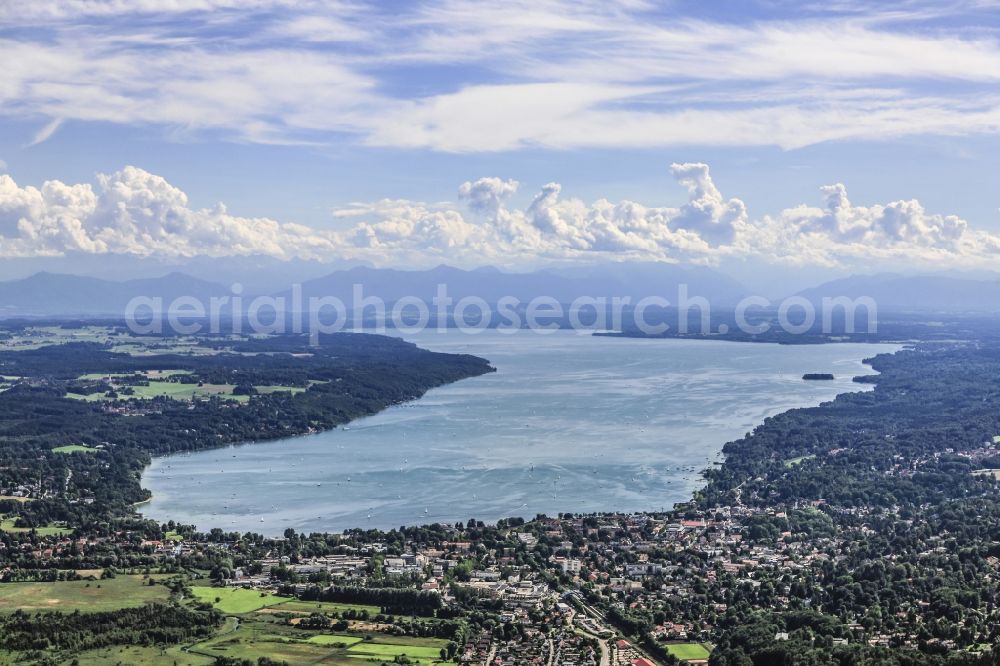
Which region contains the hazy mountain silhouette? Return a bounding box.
[797,273,1000,311]
[0,272,231,316]
[291,262,749,305]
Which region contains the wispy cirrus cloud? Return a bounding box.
[3,0,1000,151]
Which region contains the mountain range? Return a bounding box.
[1,265,999,316]
[796,273,1000,312]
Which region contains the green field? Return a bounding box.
[307,634,365,646]
[185,615,453,666]
[994,435,1000,444]
[348,639,445,660]
[0,326,121,352]
[187,618,349,663]
[190,587,382,617]
[665,642,712,661]
[77,370,195,381]
[191,586,292,613]
[0,517,72,536]
[254,385,307,395]
[67,380,306,403]
[56,644,213,666]
[0,575,170,612]
[76,372,132,381]
[276,599,382,615]
[784,454,816,467]
[52,444,97,454]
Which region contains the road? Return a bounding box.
[566,606,610,666]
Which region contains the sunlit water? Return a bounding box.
[140,332,898,535]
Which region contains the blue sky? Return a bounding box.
[2,0,1000,277]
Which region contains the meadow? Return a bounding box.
[190,586,290,613]
[52,444,97,454]
[190,587,382,616]
[0,575,171,612]
[0,517,73,536]
[186,613,454,665]
[68,377,306,403]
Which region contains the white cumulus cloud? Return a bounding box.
[0,166,339,259]
[1,163,998,272]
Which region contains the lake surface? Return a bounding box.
[140,332,897,535]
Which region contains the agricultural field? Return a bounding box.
[185,613,454,665]
[190,587,382,617]
[190,586,291,614]
[66,381,241,402]
[664,642,712,661]
[254,385,307,395]
[347,637,446,661]
[77,370,193,381]
[68,375,306,403]
[0,326,121,351]
[108,338,224,357]
[0,575,171,612]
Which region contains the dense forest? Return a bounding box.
[0,329,493,530]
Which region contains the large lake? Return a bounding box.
[140,332,897,535]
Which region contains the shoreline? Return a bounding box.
[137,336,897,537]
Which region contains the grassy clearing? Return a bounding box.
[307,634,365,646]
[165,530,184,541]
[61,643,213,665]
[348,639,445,660]
[0,496,31,503]
[0,326,121,351]
[254,385,307,395]
[188,619,339,663]
[67,379,306,404]
[784,454,816,468]
[665,642,712,661]
[186,615,452,666]
[0,575,170,612]
[52,444,97,454]
[76,372,132,381]
[994,435,1000,444]
[0,517,72,536]
[74,370,193,381]
[191,586,291,614]
[274,599,382,615]
[145,369,194,378]
[108,341,221,357]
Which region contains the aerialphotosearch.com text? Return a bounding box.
[125,283,878,344]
